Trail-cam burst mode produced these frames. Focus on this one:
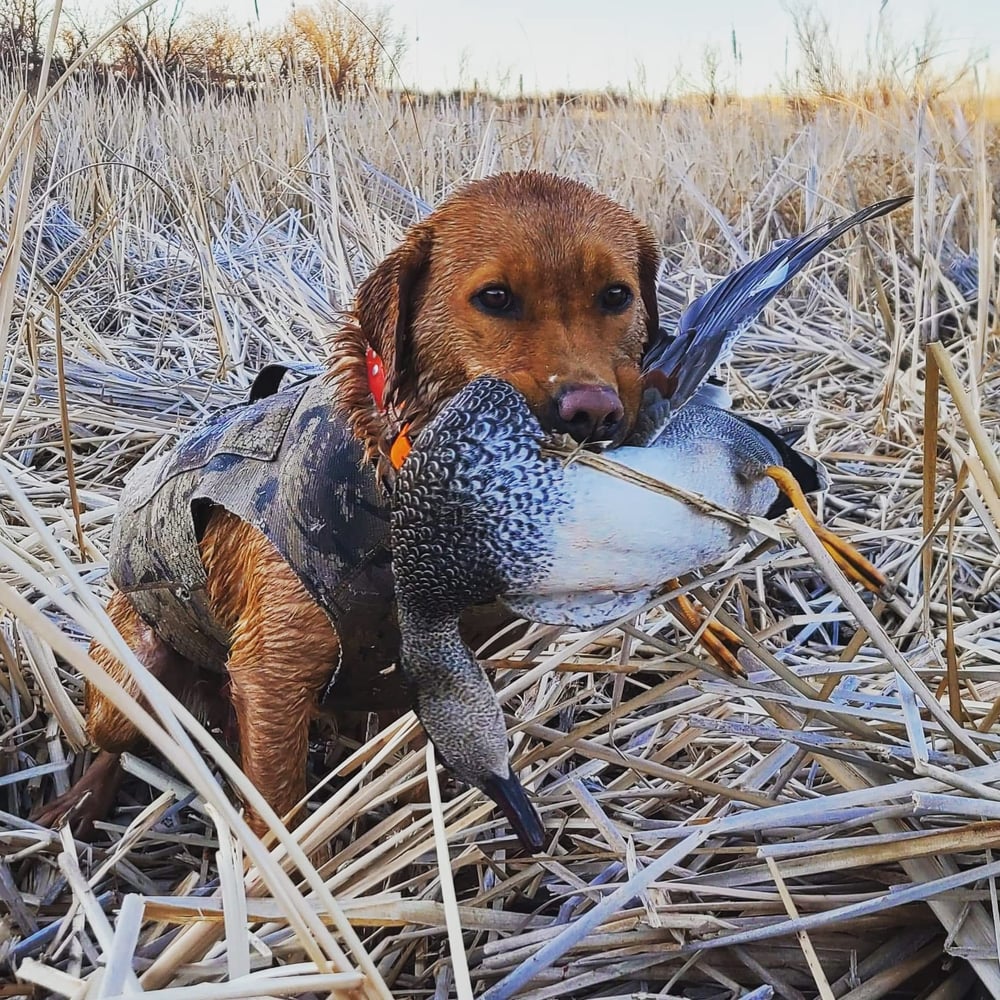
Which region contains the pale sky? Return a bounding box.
[111,0,1000,95]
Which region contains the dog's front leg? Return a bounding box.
[225,654,329,835]
[212,521,340,837]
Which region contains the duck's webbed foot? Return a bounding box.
[764,465,889,597]
[665,583,746,678]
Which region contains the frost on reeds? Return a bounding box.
[1,65,999,1000]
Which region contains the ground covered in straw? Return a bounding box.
[1,77,999,999]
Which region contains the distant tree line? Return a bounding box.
[0,0,980,104]
[0,0,406,94]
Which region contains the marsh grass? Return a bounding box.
[0,62,999,1000]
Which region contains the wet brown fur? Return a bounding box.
[36,172,661,837]
[329,171,661,474]
[38,511,338,835]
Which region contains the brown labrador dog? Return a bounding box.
[34,172,661,838]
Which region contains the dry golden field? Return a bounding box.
[1,64,999,1000]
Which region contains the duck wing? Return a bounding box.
[635,195,910,444]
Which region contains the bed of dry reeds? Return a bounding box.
[0,49,999,1000]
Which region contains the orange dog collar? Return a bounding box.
[390,424,412,469]
[366,345,387,410]
[366,346,411,468]
[366,346,412,469]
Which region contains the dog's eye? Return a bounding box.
[473,285,516,315]
[600,284,633,312]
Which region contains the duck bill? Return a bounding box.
[482,770,546,853]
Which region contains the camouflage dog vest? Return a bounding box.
[109,366,406,710]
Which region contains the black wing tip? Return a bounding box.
[819,192,911,235]
[864,192,912,215]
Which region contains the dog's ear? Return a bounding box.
[354,223,433,404]
[636,222,661,343]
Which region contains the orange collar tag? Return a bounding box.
[367,346,410,468]
[366,346,387,411]
[390,424,412,470]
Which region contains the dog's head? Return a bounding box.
[330,171,660,472]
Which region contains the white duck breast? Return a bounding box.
[392,379,791,630]
[512,406,784,625]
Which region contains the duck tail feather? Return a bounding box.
[737,414,830,516]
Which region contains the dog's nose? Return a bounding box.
[553,384,625,443]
